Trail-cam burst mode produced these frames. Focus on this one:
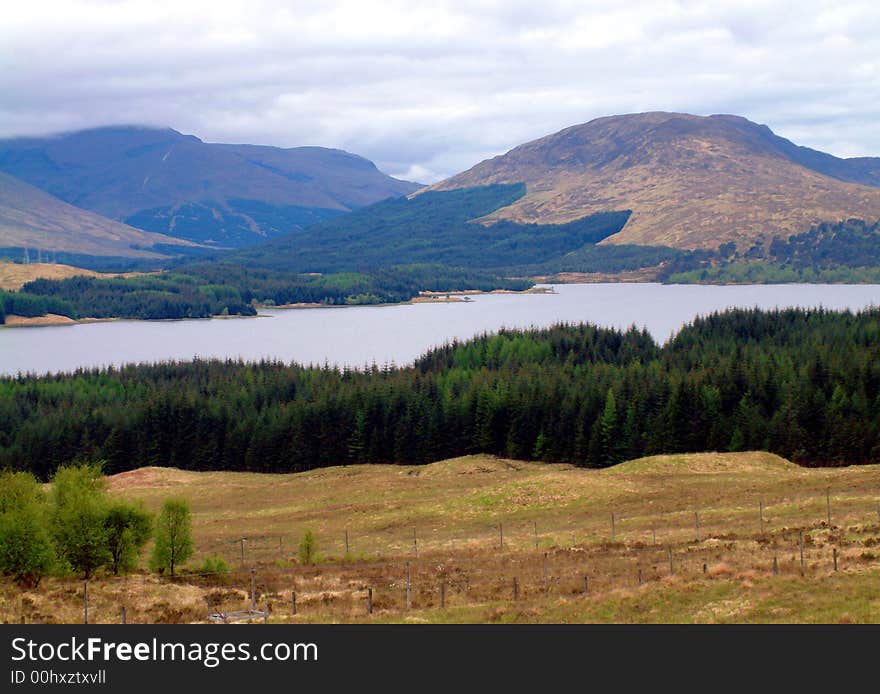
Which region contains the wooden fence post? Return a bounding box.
[512,576,518,601]
[695,511,700,541]
[291,591,297,616]
[638,568,643,586]
[799,531,805,576]
[534,521,539,550]
[250,569,256,612]
[121,606,126,624]
[773,556,779,576]
[413,528,418,557]
[583,576,589,595]
[240,538,245,567]
[498,523,503,550]
[440,580,446,608]
[826,490,831,527]
[345,529,350,556]
[367,587,373,615]
[405,562,412,610]
[668,547,674,575]
[833,548,838,572]
[542,552,549,593]
[611,512,616,541]
[759,500,765,535]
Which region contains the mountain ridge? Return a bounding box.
[0,126,421,248]
[0,171,198,259]
[428,112,880,250]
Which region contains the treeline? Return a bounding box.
[228,184,633,273]
[5,264,531,322]
[663,218,880,283]
[18,273,254,321]
[2,308,878,479]
[507,243,685,275]
[0,290,78,322]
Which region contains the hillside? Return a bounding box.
[429,112,880,250]
[227,183,634,272]
[0,126,421,248]
[0,172,198,258]
[0,260,134,291]
[3,453,878,624]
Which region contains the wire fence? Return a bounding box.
[4,487,879,624]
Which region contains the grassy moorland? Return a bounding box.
[2,452,878,624]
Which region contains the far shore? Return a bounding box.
[0,313,260,329]
[1,285,556,327]
[1,313,119,328]
[256,285,555,311]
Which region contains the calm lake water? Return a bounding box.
[1,283,879,377]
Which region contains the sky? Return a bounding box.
[2,1,879,183]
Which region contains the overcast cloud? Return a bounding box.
[1,0,879,182]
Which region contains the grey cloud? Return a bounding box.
[1,0,879,182]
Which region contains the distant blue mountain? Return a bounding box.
[0,126,421,248]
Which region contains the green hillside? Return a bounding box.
[229,183,642,272]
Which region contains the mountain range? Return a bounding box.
[0,126,420,249]
[2,113,880,268]
[429,112,880,250]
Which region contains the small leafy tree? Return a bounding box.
[0,471,55,587]
[104,502,152,575]
[50,463,110,579]
[150,498,193,576]
[0,507,56,588]
[297,529,318,565]
[0,470,47,513]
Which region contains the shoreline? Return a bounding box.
[0,285,554,327]
[0,313,260,329]
[256,285,555,311]
[0,314,124,328]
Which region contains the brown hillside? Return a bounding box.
[429,112,880,250]
[0,260,146,291]
[0,172,198,257]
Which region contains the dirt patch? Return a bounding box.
[106,467,195,491]
[3,313,76,327]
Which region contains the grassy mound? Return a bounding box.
[607,451,800,476]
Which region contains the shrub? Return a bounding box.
[297,530,318,565]
[198,556,229,576]
[0,505,55,588]
[0,471,55,587]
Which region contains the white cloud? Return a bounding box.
[1,0,879,180]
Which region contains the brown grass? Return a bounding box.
[4,452,879,624]
[428,113,880,250]
[0,260,147,291]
